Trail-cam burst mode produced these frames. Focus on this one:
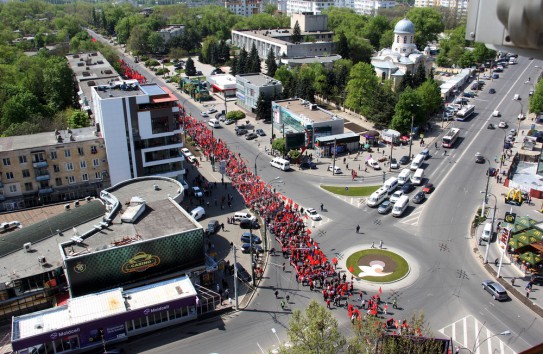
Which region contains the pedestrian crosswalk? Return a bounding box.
[439,315,515,354]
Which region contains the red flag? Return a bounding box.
[378,287,382,295]
[92,37,96,42]
[349,265,354,273]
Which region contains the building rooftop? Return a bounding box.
[92,79,145,99]
[285,54,342,65]
[208,74,237,90]
[0,127,101,152]
[232,28,333,46]
[236,73,281,87]
[159,24,185,34]
[66,52,119,83]
[275,99,342,124]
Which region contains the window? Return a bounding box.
[53,165,60,172]
[22,169,30,178]
[95,172,102,180]
[397,35,400,43]
[24,182,33,191]
[151,116,170,134]
[82,173,88,182]
[55,177,62,186]
[50,151,57,160]
[93,159,99,167]
[9,185,16,193]
[64,149,71,158]
[77,147,84,156]
[404,36,407,43]
[80,161,87,169]
[66,162,74,171]
[91,146,98,154]
[5,172,14,180]
[68,176,76,184]
[19,156,27,164]
[2,158,10,166]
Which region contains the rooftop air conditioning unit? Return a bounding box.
[38,256,46,264]
[23,243,32,252]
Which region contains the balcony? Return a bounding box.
[38,188,54,195]
[36,174,50,182]
[32,161,48,168]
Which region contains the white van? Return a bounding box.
[383,177,398,194]
[398,169,411,186]
[270,157,290,171]
[367,158,381,170]
[392,195,409,217]
[481,222,492,242]
[208,118,220,128]
[411,168,424,186]
[234,212,256,222]
[367,188,388,207]
[190,206,205,221]
[410,154,425,171]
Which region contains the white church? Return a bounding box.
[371,18,433,89]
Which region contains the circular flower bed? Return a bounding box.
[346,249,409,283]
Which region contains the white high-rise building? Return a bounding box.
[225,0,262,16]
[352,0,397,15]
[414,0,469,13]
[286,0,335,15]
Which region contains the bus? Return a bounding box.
[442,127,460,148]
[456,105,475,121]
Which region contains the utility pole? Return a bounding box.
[408,113,415,160]
[332,138,337,175]
[481,158,491,221]
[483,194,497,263]
[233,245,239,309]
[249,225,256,287]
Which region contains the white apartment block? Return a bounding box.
[353,0,397,15]
[225,0,262,16]
[414,0,468,12]
[286,0,335,16]
[158,24,185,44]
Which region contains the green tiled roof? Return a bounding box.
[0,201,106,257]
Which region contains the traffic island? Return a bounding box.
[346,249,410,283]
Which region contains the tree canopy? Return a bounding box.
[406,7,444,49]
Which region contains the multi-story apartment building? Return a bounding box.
[0,128,110,211]
[414,0,469,16]
[353,0,397,15]
[92,80,185,185]
[286,0,335,15]
[236,73,283,114]
[225,0,262,16]
[286,0,396,15]
[158,24,185,44]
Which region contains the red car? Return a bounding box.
[422,183,434,194]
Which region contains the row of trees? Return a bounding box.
[436,25,496,68]
[230,44,261,76]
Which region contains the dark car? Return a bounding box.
[475,153,485,163]
[207,220,220,234]
[487,167,497,177]
[378,200,392,214]
[241,243,264,254]
[489,88,496,94]
[399,155,410,165]
[412,191,426,204]
[504,141,513,149]
[401,182,414,194]
[239,218,260,230]
[531,274,543,285]
[235,124,247,131]
[301,161,317,169]
[256,129,266,136]
[236,128,248,136]
[240,232,261,244]
[463,91,476,98]
[246,132,258,140]
[235,262,252,283]
[482,280,508,301]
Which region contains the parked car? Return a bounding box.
[187,155,197,164]
[531,273,543,285]
[399,155,410,165]
[240,232,261,244]
[487,167,497,177]
[463,91,476,98]
[390,190,404,204]
[328,165,342,174]
[498,121,508,128]
[192,186,203,198]
[235,262,252,282]
[207,108,217,114]
[378,200,392,214]
[246,132,258,140]
[422,183,434,193]
[201,112,209,117]
[401,182,415,194]
[492,73,500,79]
[256,129,266,136]
[412,191,426,204]
[305,208,322,221]
[390,158,399,169]
[224,119,235,125]
[207,220,220,234]
[482,280,508,301]
[181,148,192,158]
[489,88,496,94]
[241,243,263,254]
[300,161,317,169]
[236,128,248,136]
[239,218,260,230]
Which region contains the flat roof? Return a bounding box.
[0,127,101,152]
[93,80,145,99]
[276,99,342,123]
[286,54,341,64]
[233,28,333,47]
[12,276,195,341]
[208,74,237,89]
[316,132,359,143]
[236,73,280,87]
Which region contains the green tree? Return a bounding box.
[230,56,238,76]
[265,48,278,77]
[335,32,350,60]
[1,91,42,128]
[390,87,424,134]
[272,137,287,155]
[226,110,246,121]
[288,149,301,161]
[43,57,76,110]
[412,63,426,88]
[348,37,374,64]
[286,300,346,354]
[529,79,543,113]
[472,42,496,64]
[379,29,394,50]
[366,82,397,128]
[237,48,248,74]
[68,111,89,128]
[185,57,196,76]
[148,32,165,54]
[247,43,261,73]
[416,79,442,118]
[264,4,277,15]
[292,20,302,43]
[344,62,380,116]
[127,25,150,55]
[406,8,444,49]
[255,93,272,121]
[362,15,390,49]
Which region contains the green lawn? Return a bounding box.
[321,185,380,196]
[346,249,409,283]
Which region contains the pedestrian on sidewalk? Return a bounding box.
[383,303,388,315]
[526,288,531,298]
[379,240,383,249]
[371,241,375,248]
[392,298,397,309]
[280,300,286,309]
[511,277,516,286]
[282,262,286,272]
[356,225,360,233]
[274,290,279,298]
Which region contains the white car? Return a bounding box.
[482,74,491,80]
[181,148,193,158]
[390,190,404,204]
[328,165,342,174]
[192,186,203,198]
[492,110,500,117]
[207,108,217,114]
[367,159,380,170]
[187,155,197,163]
[498,121,508,128]
[305,208,322,221]
[201,112,209,117]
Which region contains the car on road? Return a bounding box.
[239,219,260,229]
[207,108,217,114]
[235,262,252,283]
[492,110,500,117]
[482,280,508,301]
[378,200,392,214]
[475,153,484,163]
[492,73,500,79]
[300,161,317,169]
[390,158,399,169]
[241,243,263,254]
[181,148,192,158]
[256,129,266,136]
[401,182,415,194]
[201,112,209,117]
[305,208,322,221]
[422,183,434,193]
[224,119,235,125]
[207,220,220,234]
[328,165,342,174]
[245,132,258,140]
[412,191,426,204]
[399,155,410,165]
[236,128,248,136]
[192,186,203,198]
[390,190,404,204]
[187,155,197,163]
[463,91,476,98]
[240,232,261,244]
[498,121,508,128]
[489,88,496,94]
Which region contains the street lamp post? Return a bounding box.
[513,99,523,135]
[408,113,415,160]
[479,155,492,223]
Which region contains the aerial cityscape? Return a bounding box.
[0,1,542,353]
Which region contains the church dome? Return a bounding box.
[394,18,415,34]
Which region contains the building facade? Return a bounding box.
[0,128,110,211]
[158,24,185,44]
[225,0,262,16]
[236,73,283,113]
[92,80,185,186]
[271,98,344,148]
[207,74,238,99]
[370,18,433,89]
[353,0,397,15]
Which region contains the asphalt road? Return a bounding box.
[88,29,543,353]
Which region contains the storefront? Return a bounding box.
[315,132,360,157]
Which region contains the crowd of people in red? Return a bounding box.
[118,59,147,84]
